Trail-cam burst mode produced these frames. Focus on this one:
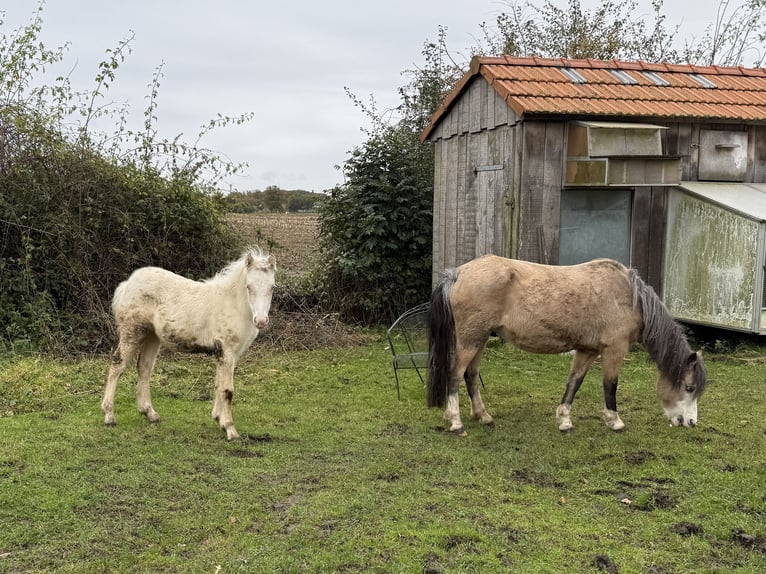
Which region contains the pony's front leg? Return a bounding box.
[212,354,239,440]
[602,377,625,431]
[601,348,627,431]
[556,350,597,432]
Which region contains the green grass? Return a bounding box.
[1,338,765,573]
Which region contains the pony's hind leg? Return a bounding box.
[136,334,161,423]
[102,338,139,426]
[556,350,598,432]
[444,342,487,435]
[465,345,493,425]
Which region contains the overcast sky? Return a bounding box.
[4,1,721,193]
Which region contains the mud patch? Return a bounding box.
[672,522,704,536]
[240,432,274,444]
[593,554,619,573]
[378,422,410,437]
[732,528,766,555]
[624,450,654,465]
[509,468,564,489]
[442,533,481,553]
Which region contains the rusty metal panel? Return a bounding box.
[663,187,763,331]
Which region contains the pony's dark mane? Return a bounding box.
[629,269,707,396]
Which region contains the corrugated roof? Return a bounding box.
[421,56,766,141]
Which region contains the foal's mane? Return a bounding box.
[208,248,270,284]
[629,270,706,395]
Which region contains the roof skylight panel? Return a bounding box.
[640,70,670,86]
[610,70,637,84]
[560,67,587,83]
[689,73,717,88]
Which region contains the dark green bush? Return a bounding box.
[316,125,433,324]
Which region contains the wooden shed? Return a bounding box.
[421,56,766,332]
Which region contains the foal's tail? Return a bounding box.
[427,268,458,408]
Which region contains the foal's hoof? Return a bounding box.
[142,410,161,423]
[225,426,241,441]
[103,414,116,426]
[558,421,574,432]
[451,427,468,437]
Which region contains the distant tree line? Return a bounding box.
[223,186,323,213]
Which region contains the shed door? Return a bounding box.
[559,189,631,266]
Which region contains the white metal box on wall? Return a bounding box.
[662,182,766,333]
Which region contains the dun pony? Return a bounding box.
[427,255,707,435]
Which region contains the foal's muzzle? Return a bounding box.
[254,316,270,329]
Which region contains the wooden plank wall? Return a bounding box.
[517,121,565,263]
[430,77,518,283]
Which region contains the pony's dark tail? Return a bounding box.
[427,268,458,408]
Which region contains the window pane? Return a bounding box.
[559,189,631,266]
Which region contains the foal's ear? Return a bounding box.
[267,254,276,270]
[245,252,255,267]
[687,351,701,366]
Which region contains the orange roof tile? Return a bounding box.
[421,56,766,141]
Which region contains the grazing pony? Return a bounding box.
[101,249,276,440]
[427,255,707,435]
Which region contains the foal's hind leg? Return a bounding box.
[135,334,161,423]
[212,352,240,440]
[556,350,598,432]
[102,338,139,426]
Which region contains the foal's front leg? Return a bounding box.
[212,353,240,440]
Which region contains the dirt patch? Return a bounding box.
[593,554,619,573]
[732,528,766,555]
[672,522,704,536]
[508,469,564,489]
[624,450,655,465]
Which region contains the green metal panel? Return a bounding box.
[663,188,761,331]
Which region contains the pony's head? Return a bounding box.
[244,251,276,328]
[656,351,707,427]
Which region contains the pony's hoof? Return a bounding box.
[604,409,625,431]
[474,412,494,426]
[226,427,240,441]
[558,422,574,432]
[451,427,467,437]
[104,415,116,426]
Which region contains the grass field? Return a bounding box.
[1,338,765,573]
